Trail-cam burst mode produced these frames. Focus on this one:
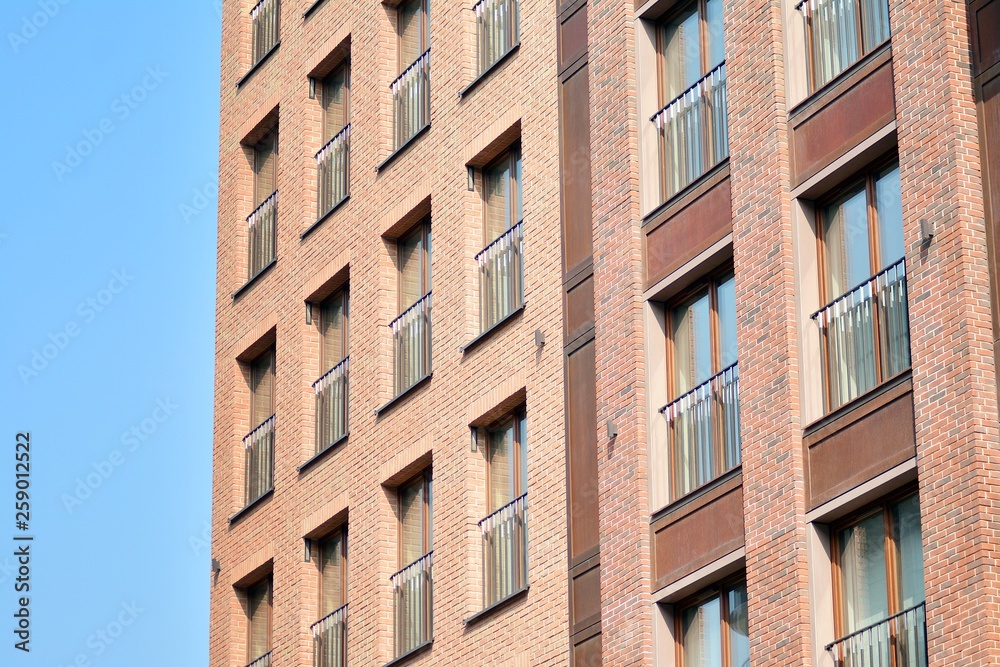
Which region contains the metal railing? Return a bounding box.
[244,414,275,506]
[651,61,728,202]
[475,0,519,74]
[247,650,273,667]
[476,221,523,332]
[812,258,909,412]
[796,0,890,90]
[660,363,740,501]
[392,49,430,149]
[251,0,280,65]
[391,292,432,396]
[826,603,926,667]
[248,190,278,280]
[316,124,350,218]
[391,551,433,657]
[313,356,349,454]
[480,494,527,607]
[312,604,347,667]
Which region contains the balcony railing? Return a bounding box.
[660,363,740,501]
[247,650,273,667]
[651,61,728,202]
[826,602,926,667]
[476,220,523,332]
[812,258,909,412]
[312,604,347,667]
[251,0,280,66]
[248,190,278,280]
[480,494,527,607]
[316,124,350,218]
[391,292,432,396]
[391,551,433,657]
[796,0,890,90]
[475,0,519,74]
[244,414,275,506]
[392,49,430,150]
[314,356,349,454]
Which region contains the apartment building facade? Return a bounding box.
[211,0,1000,666]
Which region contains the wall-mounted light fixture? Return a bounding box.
[535,330,545,347]
[304,538,313,562]
[470,426,479,453]
[467,166,475,191]
[606,419,618,440]
[305,302,314,325]
[211,558,221,573]
[309,77,317,99]
[920,218,935,244]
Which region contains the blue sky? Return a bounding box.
[0,1,219,664]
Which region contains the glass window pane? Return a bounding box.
[681,595,722,667]
[398,0,425,68]
[823,187,870,299]
[717,273,738,369]
[254,129,277,206]
[248,580,270,658]
[875,164,904,268]
[322,66,348,142]
[399,478,425,566]
[706,0,725,70]
[488,421,515,511]
[892,494,926,610]
[250,352,274,427]
[672,290,712,395]
[661,5,701,101]
[727,582,750,667]
[320,533,344,616]
[321,291,346,370]
[513,147,523,223]
[399,227,425,310]
[484,158,511,242]
[838,512,889,633]
[860,0,890,51]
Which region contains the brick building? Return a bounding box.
[209,0,1000,665]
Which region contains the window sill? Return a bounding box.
[463,585,529,626]
[298,433,349,474]
[642,158,730,228]
[383,641,433,667]
[236,42,281,89]
[460,304,525,354]
[302,0,328,18]
[804,369,912,438]
[375,373,433,416]
[229,488,274,525]
[376,124,431,173]
[788,40,891,119]
[300,195,350,240]
[458,43,521,99]
[650,466,742,526]
[232,259,277,300]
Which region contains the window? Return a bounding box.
[392,219,432,395]
[248,128,278,280]
[244,350,275,506]
[797,0,890,91]
[477,145,524,332]
[392,471,433,657]
[675,579,749,667]
[244,575,273,667]
[474,0,519,75]
[250,0,280,67]
[828,493,927,666]
[392,0,430,149]
[313,529,347,667]
[316,63,351,218]
[314,288,349,454]
[653,0,727,202]
[813,160,908,412]
[480,410,528,607]
[661,270,739,502]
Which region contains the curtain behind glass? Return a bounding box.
[323,66,349,143]
[661,5,701,102]
[250,352,274,427]
[823,187,870,300]
[254,129,277,206]
[727,582,750,667]
[247,580,271,659]
[399,226,426,311]
[892,495,925,610]
[681,595,722,667]
[488,422,514,511]
[321,292,347,371]
[838,512,889,633]
[672,291,712,395]
[399,479,425,566]
[320,533,344,616]
[484,159,511,243]
[398,0,426,68]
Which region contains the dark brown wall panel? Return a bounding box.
[566,275,596,343]
[645,176,732,288]
[651,483,745,590]
[805,381,916,510]
[791,58,895,185]
[572,633,603,667]
[972,0,1000,75]
[560,65,594,273]
[570,563,602,633]
[567,340,600,561]
[559,4,588,71]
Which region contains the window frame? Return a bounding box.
[484,407,528,512]
[397,0,430,73]
[481,143,523,245]
[318,527,348,617]
[829,487,923,641]
[321,61,351,144]
[397,469,433,569]
[244,574,273,663]
[249,348,276,430]
[802,0,891,93]
[319,286,349,374]
[673,575,748,667]
[397,218,432,314]
[253,127,279,207]
[655,0,721,108]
